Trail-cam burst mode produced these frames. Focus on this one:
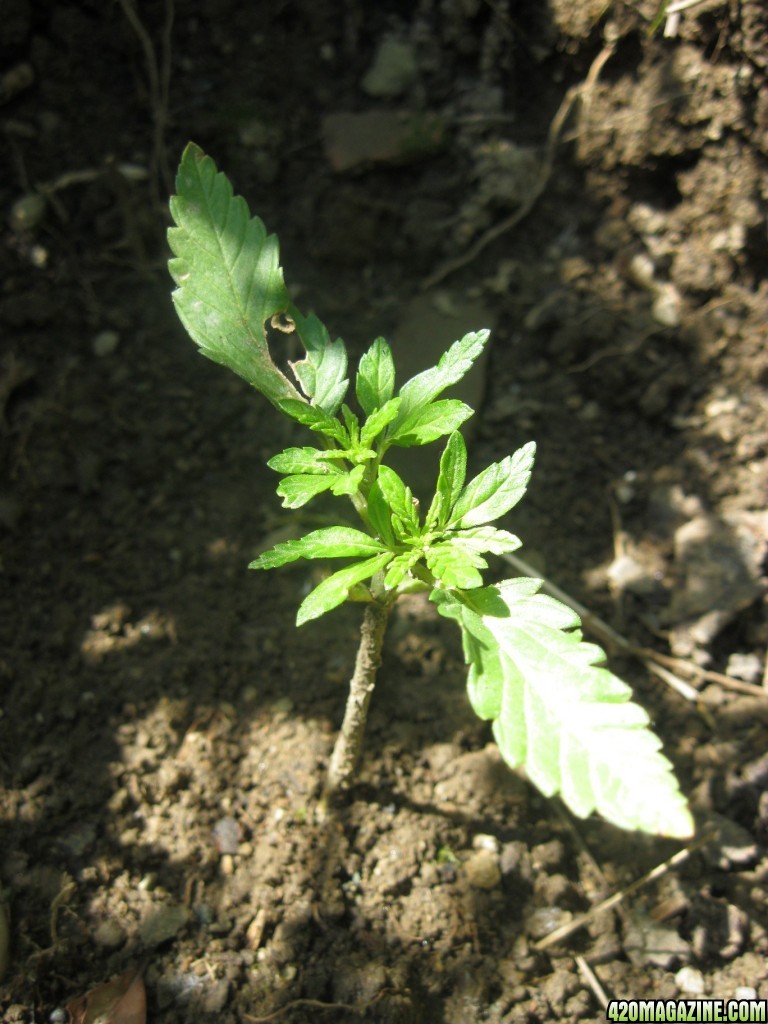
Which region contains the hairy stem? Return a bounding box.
[320,599,392,810]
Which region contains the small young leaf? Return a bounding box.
[356,337,395,415]
[426,431,466,527]
[447,441,536,528]
[297,552,393,625]
[249,526,387,570]
[168,144,301,408]
[289,308,349,415]
[276,474,340,508]
[277,398,338,431]
[388,399,473,447]
[267,447,336,475]
[384,550,422,589]
[432,580,694,838]
[366,481,396,546]
[394,330,488,425]
[377,465,419,535]
[329,464,366,497]
[425,542,485,589]
[360,397,401,447]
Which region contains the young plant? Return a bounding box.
[168,143,694,838]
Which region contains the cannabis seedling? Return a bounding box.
[168,143,693,838]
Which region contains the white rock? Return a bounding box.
[652,283,682,327]
[675,966,705,995]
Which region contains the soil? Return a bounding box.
[1,1,768,1022]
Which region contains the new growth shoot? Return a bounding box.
[168,143,693,838]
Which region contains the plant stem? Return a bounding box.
[320,598,392,810]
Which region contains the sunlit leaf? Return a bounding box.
[168,143,300,408]
[433,580,694,838]
[297,552,393,625]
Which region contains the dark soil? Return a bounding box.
[1,1,768,1021]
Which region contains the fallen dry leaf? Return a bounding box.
[66,966,146,1024]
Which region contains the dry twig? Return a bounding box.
[421,40,616,290]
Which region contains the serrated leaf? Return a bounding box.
[394,330,488,426]
[388,399,473,447]
[377,465,419,535]
[425,542,485,589]
[447,441,536,529]
[384,550,422,589]
[366,481,396,546]
[448,525,522,557]
[329,464,366,497]
[297,552,393,625]
[276,474,339,508]
[249,526,386,570]
[427,431,467,527]
[267,447,336,475]
[356,337,395,415]
[288,307,349,415]
[360,398,401,447]
[168,143,301,408]
[432,580,694,838]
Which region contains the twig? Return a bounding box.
[535,830,716,950]
[118,0,174,203]
[242,997,366,1022]
[499,551,767,703]
[421,40,615,290]
[575,956,609,1010]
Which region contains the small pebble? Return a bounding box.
[675,966,705,995]
[651,283,682,327]
[464,848,501,890]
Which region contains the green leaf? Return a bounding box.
[427,431,467,527]
[356,337,395,415]
[366,481,396,546]
[447,441,536,529]
[267,447,336,475]
[168,143,301,408]
[329,465,366,497]
[360,398,401,447]
[425,542,485,589]
[384,550,422,589]
[297,552,393,625]
[276,474,339,508]
[249,526,386,570]
[388,399,473,447]
[377,465,419,536]
[448,525,522,557]
[432,580,694,838]
[394,330,488,425]
[288,307,349,415]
